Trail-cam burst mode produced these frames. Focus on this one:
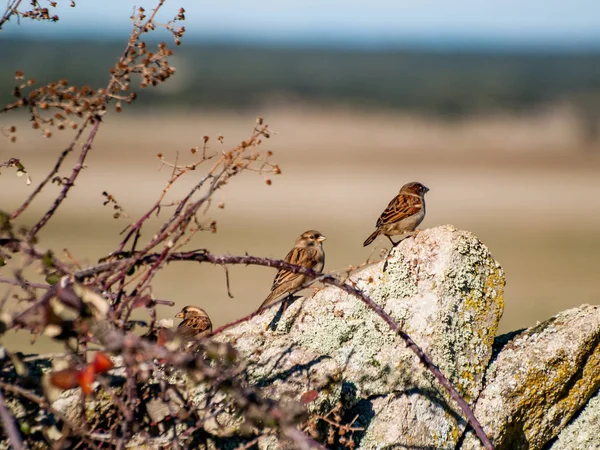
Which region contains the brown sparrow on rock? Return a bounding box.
[259,230,326,310]
[175,305,213,341]
[363,182,429,247]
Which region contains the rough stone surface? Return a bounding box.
[5,225,600,450]
[220,224,505,449]
[460,304,600,450]
[549,388,600,450]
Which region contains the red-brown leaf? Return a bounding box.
[92,352,114,374]
[157,328,168,347]
[49,368,79,390]
[300,390,319,404]
[77,365,96,395]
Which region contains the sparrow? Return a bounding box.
[363,182,429,247]
[175,305,213,341]
[259,230,326,310]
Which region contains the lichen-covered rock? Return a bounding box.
[220,224,505,449]
[549,388,600,450]
[460,305,600,450]
[7,226,600,450]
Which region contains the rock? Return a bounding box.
[7,225,599,450]
[460,304,600,450]
[220,224,505,449]
[549,388,600,450]
[37,225,505,449]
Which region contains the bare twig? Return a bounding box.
[0,387,23,450]
[72,250,494,450]
[26,119,98,236]
[284,427,328,450]
[0,382,102,450]
[10,124,87,220]
[0,0,22,30]
[0,276,50,290]
[223,265,234,298]
[234,435,263,450]
[9,0,180,234]
[0,2,494,449]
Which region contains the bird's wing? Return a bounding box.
[376,194,423,227]
[270,246,318,291]
[178,316,212,340]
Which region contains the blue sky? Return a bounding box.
[3,0,600,49]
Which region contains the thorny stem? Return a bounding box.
[0,0,22,30]
[13,239,71,273]
[0,381,102,450]
[73,250,495,450]
[0,3,491,448]
[233,435,263,450]
[284,427,328,450]
[0,2,318,449]
[115,154,214,255]
[208,293,292,336]
[10,123,88,221]
[11,0,172,237]
[113,122,268,266]
[26,118,97,237]
[0,387,23,450]
[102,164,235,294]
[0,276,49,290]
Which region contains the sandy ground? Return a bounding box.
[2,106,600,352]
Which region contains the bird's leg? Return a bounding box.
[281,295,291,314]
[391,230,422,248]
[383,236,397,271]
[386,235,398,247]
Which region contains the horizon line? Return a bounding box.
[3,32,600,54]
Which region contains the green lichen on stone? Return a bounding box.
[464,263,505,363]
[433,233,505,402]
[57,384,122,425]
[460,306,600,450]
[522,316,557,337]
[550,388,600,450]
[371,253,419,303]
[444,233,503,303]
[294,311,357,356]
[3,226,526,450]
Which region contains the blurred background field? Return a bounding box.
[1,1,600,352]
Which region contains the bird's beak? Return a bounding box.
[317,235,326,242]
[175,312,184,318]
[423,186,430,193]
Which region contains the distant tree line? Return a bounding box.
[2,39,600,122]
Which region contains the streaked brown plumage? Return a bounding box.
[175,305,213,341]
[363,182,429,247]
[259,230,326,310]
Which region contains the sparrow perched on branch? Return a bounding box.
[363,181,430,247]
[259,230,326,310]
[175,305,213,341]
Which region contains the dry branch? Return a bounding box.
[0,1,494,448]
[70,249,494,450]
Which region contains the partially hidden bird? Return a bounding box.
[175,305,213,341]
[259,230,326,310]
[363,181,429,247]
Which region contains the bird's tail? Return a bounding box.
[259,292,277,310]
[363,229,380,247]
